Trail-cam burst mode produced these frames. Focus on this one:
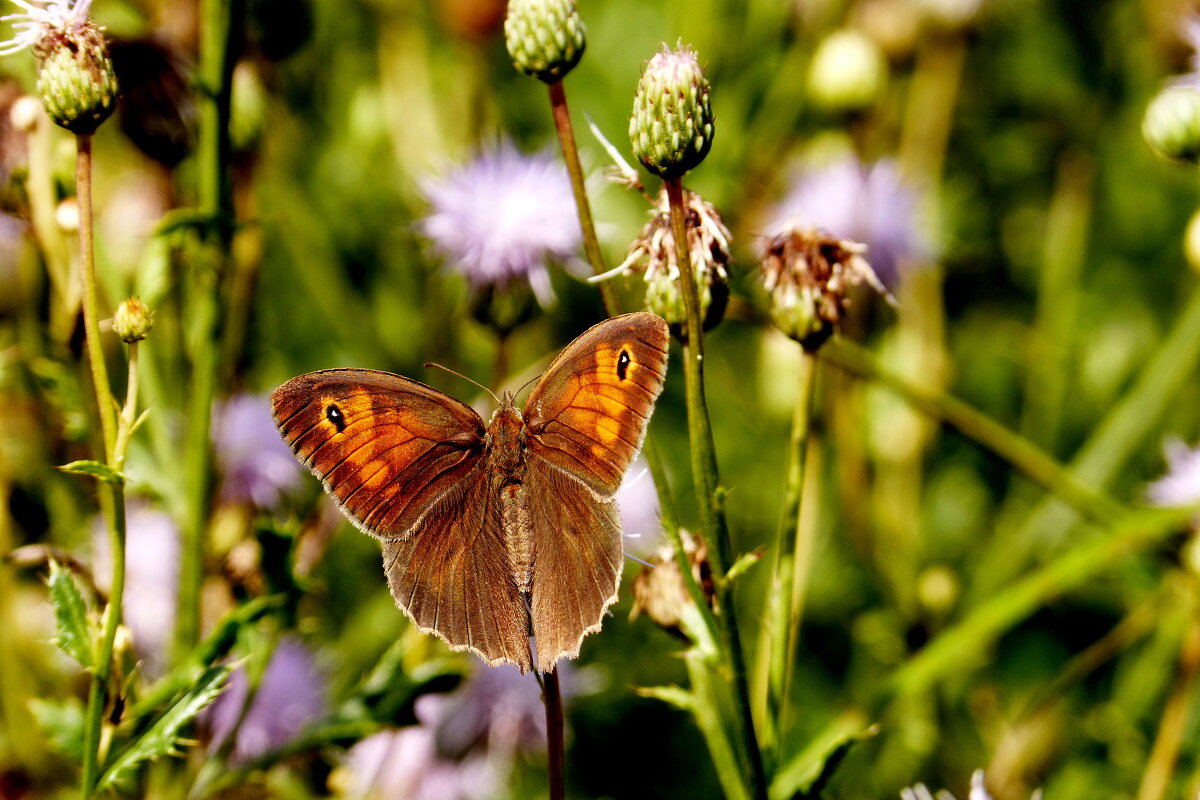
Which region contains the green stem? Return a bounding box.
[880,506,1194,703]
[767,351,818,737]
[543,667,565,800]
[176,0,239,659]
[821,338,1126,524]
[547,80,620,317]
[664,176,766,800]
[1136,593,1200,800]
[75,133,131,799]
[76,135,116,461]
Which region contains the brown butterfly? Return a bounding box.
[271,312,670,673]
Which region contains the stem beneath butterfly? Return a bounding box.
[543,667,566,800]
[664,176,767,800]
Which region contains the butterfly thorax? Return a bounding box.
[486,393,535,594]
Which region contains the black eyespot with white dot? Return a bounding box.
[326,404,346,433]
[616,349,631,381]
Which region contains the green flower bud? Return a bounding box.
[504,0,586,84]
[629,43,714,179]
[807,29,887,113]
[35,24,118,134]
[113,296,153,343]
[645,261,728,334]
[1143,87,1200,164]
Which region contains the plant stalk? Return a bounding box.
[664,176,766,799]
[543,667,565,800]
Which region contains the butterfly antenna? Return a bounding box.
[423,362,500,404]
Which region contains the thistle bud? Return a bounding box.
[807,29,887,113]
[1143,87,1200,164]
[113,296,153,343]
[760,229,885,351]
[35,24,118,134]
[504,0,586,83]
[629,43,714,179]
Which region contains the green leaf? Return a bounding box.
[48,560,94,669]
[726,547,765,583]
[97,665,230,792]
[770,711,878,800]
[29,697,85,760]
[633,684,694,711]
[58,460,125,485]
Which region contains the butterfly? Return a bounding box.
[271,312,670,673]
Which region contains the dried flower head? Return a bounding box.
[901,769,1041,800]
[630,529,713,638]
[629,42,714,179]
[419,144,580,307]
[2,0,118,133]
[504,0,586,83]
[760,228,886,351]
[768,156,931,290]
[613,187,730,333]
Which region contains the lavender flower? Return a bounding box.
[92,505,178,676]
[616,456,662,560]
[1147,439,1200,507]
[419,144,581,306]
[767,156,932,290]
[206,636,327,764]
[0,0,92,56]
[341,665,545,799]
[212,394,303,509]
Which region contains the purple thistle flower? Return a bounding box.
[1147,438,1200,507]
[92,505,179,676]
[212,394,303,509]
[343,664,549,798]
[616,457,663,560]
[766,156,932,290]
[419,144,581,306]
[206,636,327,764]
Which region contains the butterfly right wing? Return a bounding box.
[272,368,532,671]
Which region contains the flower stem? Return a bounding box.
[547,79,619,317]
[664,176,766,799]
[767,350,818,737]
[542,667,565,800]
[1136,593,1200,800]
[75,132,130,800]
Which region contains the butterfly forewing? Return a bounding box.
[523,313,670,497]
[271,369,487,540]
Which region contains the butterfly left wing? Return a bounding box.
[270,368,487,539]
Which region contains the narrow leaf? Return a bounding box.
[770,711,877,800]
[633,684,694,711]
[726,547,765,583]
[58,460,125,485]
[97,665,230,791]
[48,560,94,669]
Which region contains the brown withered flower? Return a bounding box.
[630,530,714,639]
[760,228,887,352]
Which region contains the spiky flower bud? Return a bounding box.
[760,229,886,351]
[35,23,118,134]
[112,296,152,343]
[504,0,586,84]
[807,29,887,113]
[629,43,714,179]
[1143,87,1200,164]
[615,188,731,335]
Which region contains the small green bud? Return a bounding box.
[629,43,714,179]
[1143,87,1200,164]
[113,297,153,343]
[807,29,887,113]
[504,0,586,83]
[35,25,118,134]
